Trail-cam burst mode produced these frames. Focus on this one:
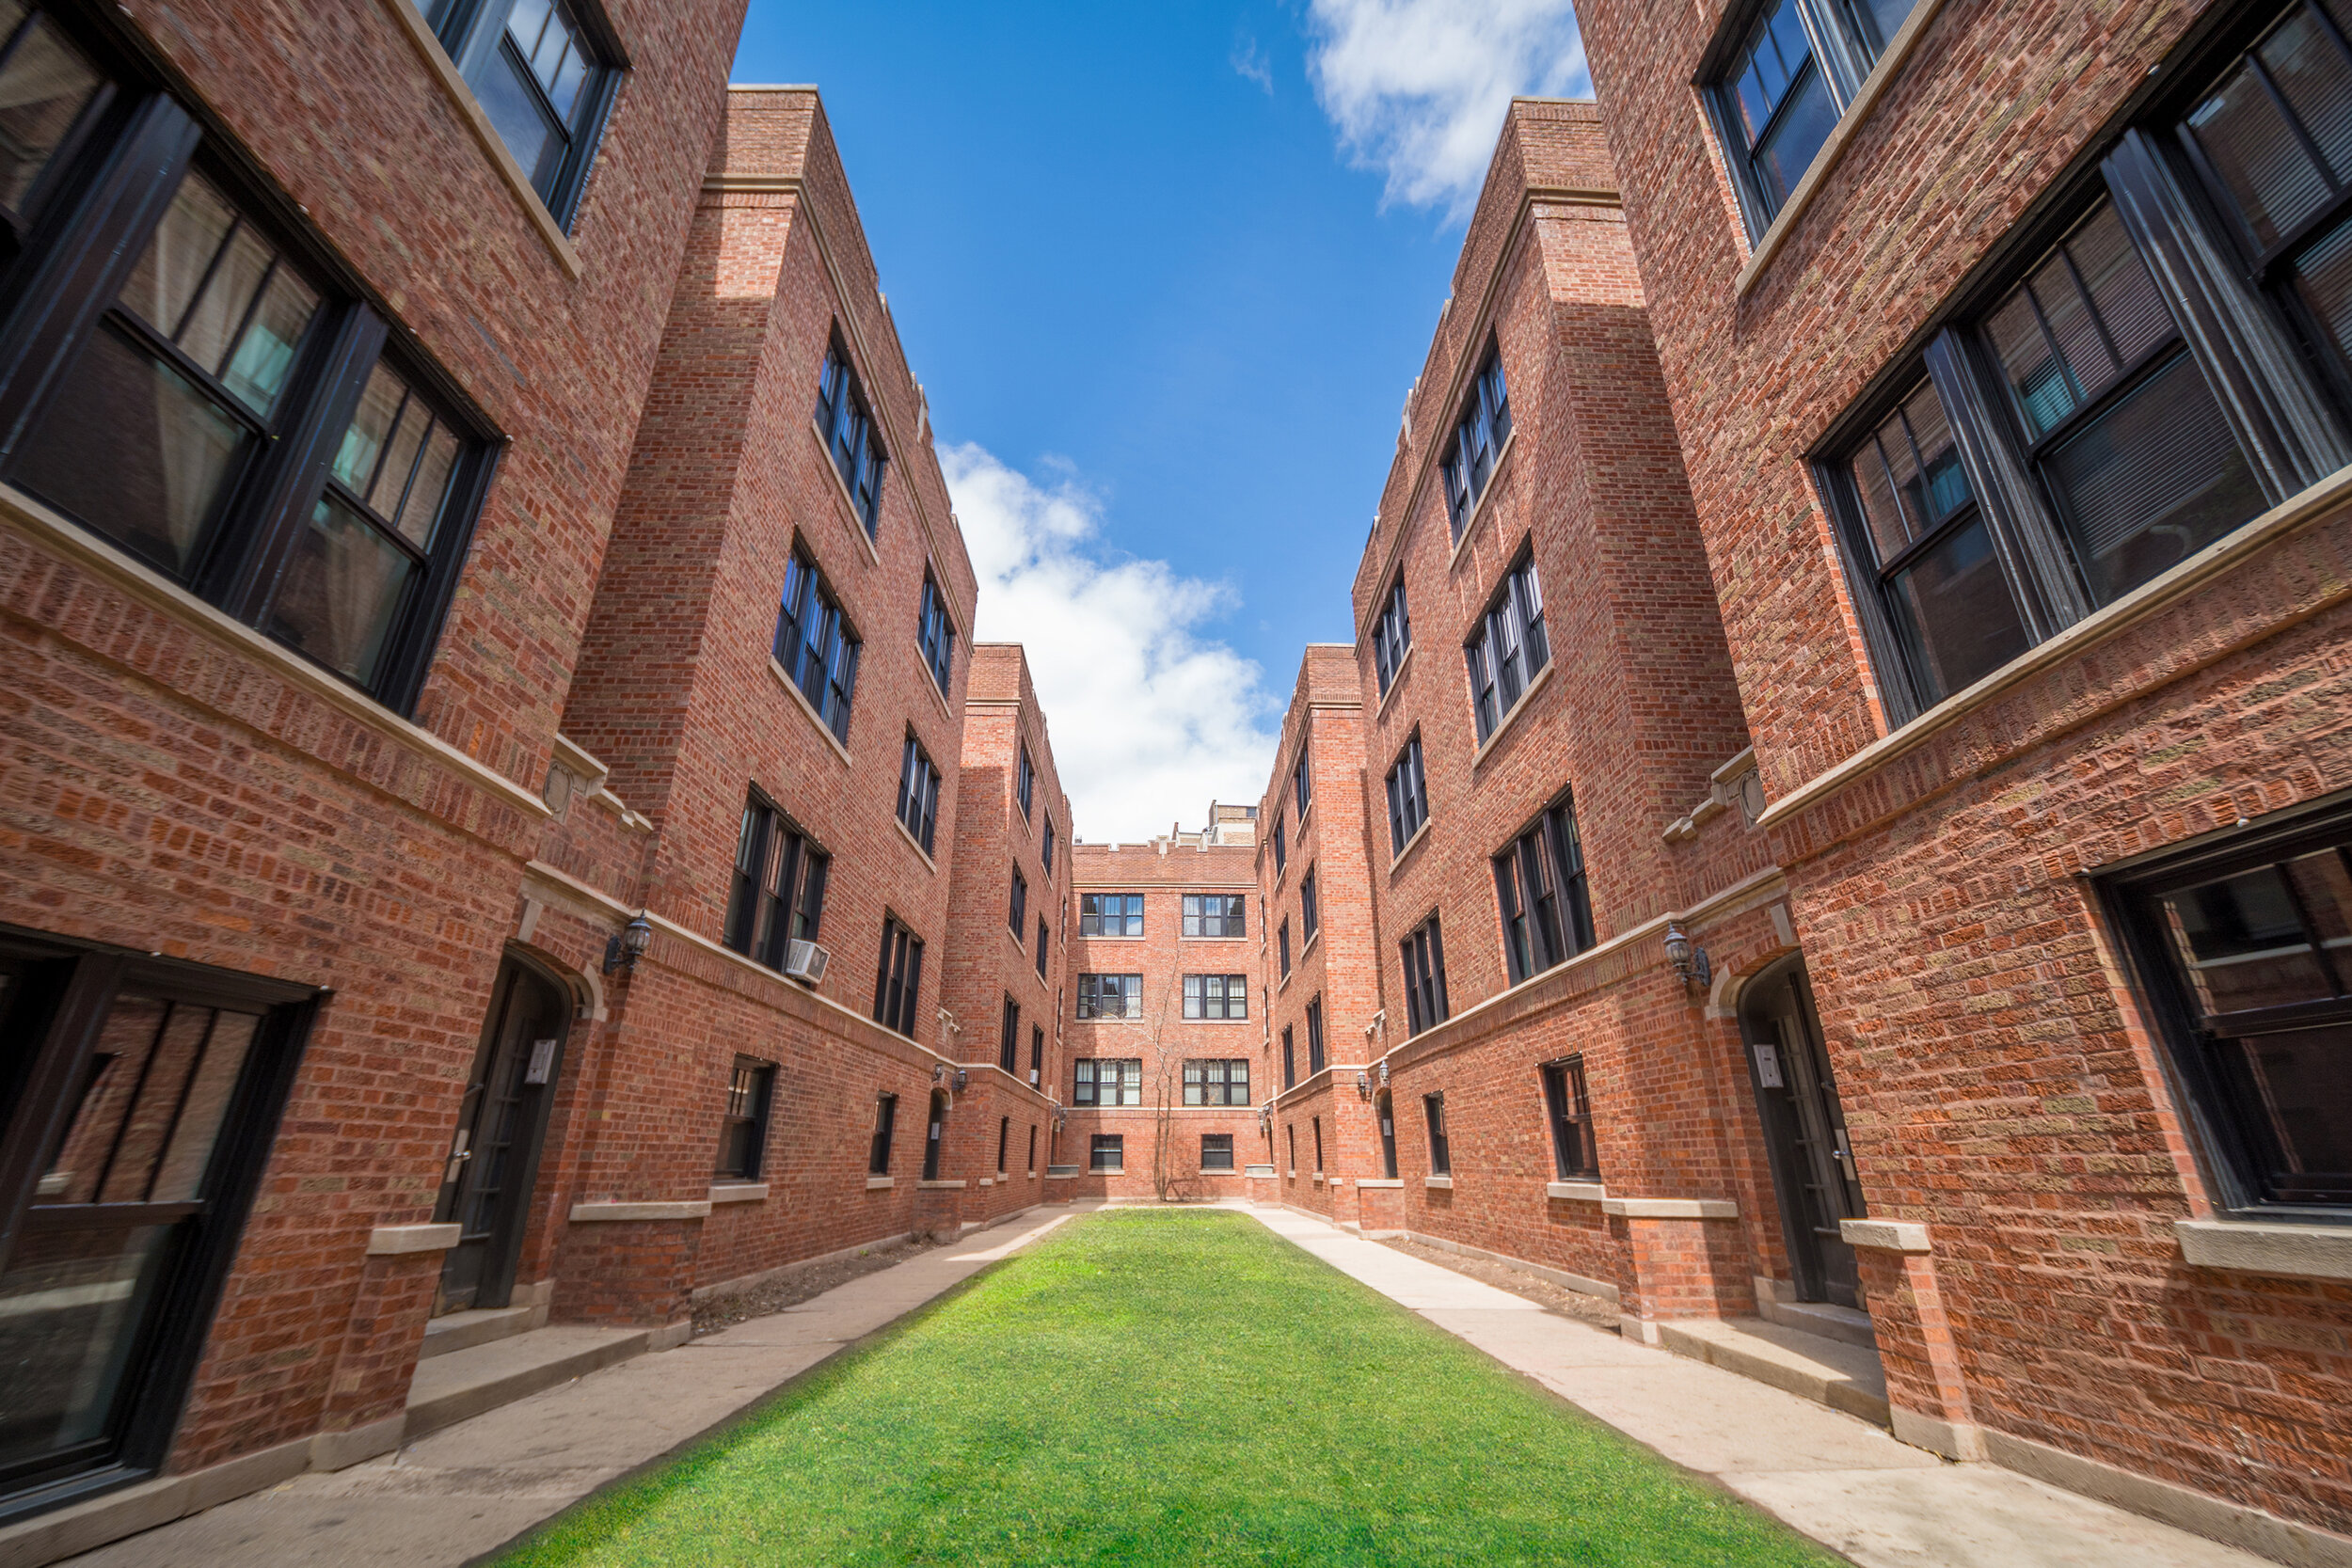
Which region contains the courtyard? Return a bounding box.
[491,1211,1834,1568]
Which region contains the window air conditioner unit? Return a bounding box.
[784,939,829,986]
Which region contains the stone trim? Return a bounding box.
[2,486,551,824]
[1358,1178,1404,1189]
[1545,1180,1605,1202]
[365,1222,461,1256]
[707,1183,769,1205]
[769,656,855,768]
[568,1200,712,1223]
[1402,1228,1622,1305]
[893,815,938,872]
[1424,1175,1454,1190]
[1470,658,1554,767]
[916,1180,966,1191]
[1602,1196,1738,1219]
[1840,1218,1931,1253]
[375,0,582,277]
[2175,1217,2352,1282]
[866,1176,895,1190]
[1733,0,1954,297]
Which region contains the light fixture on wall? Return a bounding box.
[1376,1060,1390,1087]
[601,913,652,975]
[1052,1108,1067,1132]
[1354,1070,1372,1101]
[953,1068,969,1093]
[1257,1107,1272,1133]
[931,1061,947,1085]
[1663,921,1711,993]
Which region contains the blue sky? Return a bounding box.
[732,1,1588,839]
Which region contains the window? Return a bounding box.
[1081,894,1144,936]
[0,43,497,713]
[723,794,829,970]
[1036,918,1049,980]
[1496,793,1596,985]
[1042,819,1057,878]
[922,1090,947,1180]
[1306,995,1326,1075]
[813,337,886,536]
[1300,868,1320,944]
[1009,866,1027,935]
[1312,1117,1325,1173]
[1273,812,1287,873]
[1374,575,1413,694]
[1200,1133,1235,1172]
[1401,915,1450,1036]
[715,1058,774,1180]
[1026,1124,1038,1171]
[1820,6,2352,724]
[1378,1092,1399,1179]
[896,735,942,855]
[996,1116,1009,1173]
[2107,800,2352,1212]
[1424,1095,1452,1176]
[1278,919,1292,980]
[1287,1123,1297,1171]
[1017,742,1036,819]
[1182,974,1248,1021]
[1441,344,1514,538]
[1074,1059,1142,1107]
[998,995,1021,1074]
[869,1093,898,1174]
[1184,1059,1251,1106]
[426,0,619,226]
[1090,1133,1124,1172]
[873,916,924,1037]
[916,572,956,694]
[0,932,317,1501]
[1466,548,1551,742]
[1183,895,1246,937]
[1031,1023,1044,1075]
[773,546,862,744]
[1293,745,1312,816]
[1386,734,1430,854]
[1075,973,1143,1020]
[1542,1057,1600,1180]
[1704,0,1919,238]
[1281,1025,1297,1089]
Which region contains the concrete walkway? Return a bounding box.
[56,1208,1081,1568]
[1239,1203,2271,1568]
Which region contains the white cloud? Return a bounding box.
[941,444,1281,844]
[1232,34,1275,95]
[1306,0,1590,218]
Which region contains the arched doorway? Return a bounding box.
[1739,957,1867,1307]
[435,956,571,1314]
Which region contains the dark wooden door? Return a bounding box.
[1377,1093,1399,1179]
[435,961,566,1315]
[1742,961,1867,1307]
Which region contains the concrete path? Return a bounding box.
[57,1209,1080,1568]
[1239,1203,2270,1568]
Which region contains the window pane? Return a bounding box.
[2189,56,2333,250]
[479,46,563,195]
[2042,350,2265,603]
[398,421,461,547]
[2292,214,2352,369]
[14,325,248,576]
[119,173,236,342]
[0,13,100,215]
[1887,513,2032,701]
[2026,248,2115,397]
[2267,8,2352,185]
[1986,289,2076,437]
[2160,855,2347,1017]
[0,1224,177,1470]
[1898,381,1969,526]
[178,221,274,388]
[335,365,405,498]
[2207,1022,2351,1202]
[266,493,420,685]
[1855,0,1920,50]
[2069,205,2171,371]
[1751,65,1836,214]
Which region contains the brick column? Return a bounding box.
[1608,1199,1756,1340]
[310,1224,457,1469]
[554,1202,707,1339]
[1844,1219,1983,1460]
[914,1180,965,1241]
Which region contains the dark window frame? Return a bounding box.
[715,1056,774,1180]
[895,733,941,856]
[426,0,626,230]
[1542,1056,1600,1181]
[1073,1059,1142,1108]
[1424,1093,1453,1176]
[1299,867,1320,944]
[1441,341,1514,540]
[1089,1132,1124,1172]
[1181,974,1249,1021]
[1182,894,1246,938]
[813,332,886,537]
[1036,918,1049,980]
[1373,572,1413,694]
[1696,0,1904,241]
[998,994,1020,1074]
[1200,1132,1235,1172]
[1278,918,1292,980]
[1281,1025,1296,1090]
[1016,741,1036,820]
[1401,913,1449,1036]
[1272,812,1287,874]
[1495,792,1596,985]
[1306,994,1326,1075]
[915,570,956,695]
[772,543,863,744]
[868,1093,898,1175]
[723,791,829,971]
[1074,973,1143,1020]
[872,914,925,1037]
[1009,865,1027,937]
[1466,546,1551,743]
[1386,732,1430,855]
[1293,744,1312,817]
[1182,1058,1252,1106]
[2101,793,2352,1217]
[1079,894,1143,937]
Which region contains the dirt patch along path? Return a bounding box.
[1377,1235,1620,1329]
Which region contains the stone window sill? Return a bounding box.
[1447,429,1518,571]
[1546,1181,1605,1203]
[807,420,883,567]
[378,0,583,278]
[708,1182,769,1205]
[769,657,855,768]
[2175,1218,2352,1282]
[894,816,937,871]
[1374,643,1415,722]
[1390,816,1431,876]
[917,1179,966,1191]
[866,1176,894,1190]
[367,1223,460,1256]
[1840,1218,1930,1252]
[1358,1178,1404,1189]
[1602,1196,1737,1220]
[1425,1175,1454,1190]
[569,1200,712,1223]
[1733,0,1952,299]
[1470,660,1554,768]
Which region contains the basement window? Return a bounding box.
[716,1058,774,1180]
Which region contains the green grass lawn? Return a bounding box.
[495,1211,1839,1567]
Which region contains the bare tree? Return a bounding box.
[1144,986,1202,1203]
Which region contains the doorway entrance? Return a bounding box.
[1739,958,1866,1307]
[434,958,569,1315]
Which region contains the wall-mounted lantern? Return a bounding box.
[1663,921,1711,993]
[602,913,652,975]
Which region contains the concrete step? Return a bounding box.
[1757,1295,1877,1349]
[418,1303,543,1360]
[1656,1316,1890,1427]
[404,1323,651,1441]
